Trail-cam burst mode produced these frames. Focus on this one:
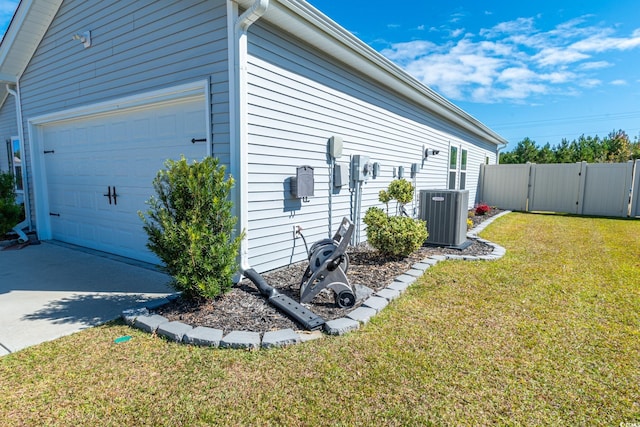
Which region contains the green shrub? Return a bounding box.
[0,172,22,236]
[387,178,414,205]
[139,156,243,300]
[363,179,428,257]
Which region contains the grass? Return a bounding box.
[1,212,639,425]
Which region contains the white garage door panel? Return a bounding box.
[43,96,207,263]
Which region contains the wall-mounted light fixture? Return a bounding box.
[422,144,440,167]
[424,147,440,158]
[72,31,92,48]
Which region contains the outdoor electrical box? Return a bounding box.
[334,163,349,187]
[351,155,372,183]
[372,162,380,179]
[328,136,343,159]
[411,163,419,178]
[397,165,404,179]
[291,166,314,199]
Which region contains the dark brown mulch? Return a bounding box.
[155,209,504,334]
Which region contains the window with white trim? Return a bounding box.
[9,136,23,191]
[460,148,467,190]
[447,145,467,190]
[448,146,457,190]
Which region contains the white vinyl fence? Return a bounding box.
[478,160,640,218]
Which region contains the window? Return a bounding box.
[9,137,22,191]
[448,146,457,190]
[460,149,467,190]
[448,145,467,190]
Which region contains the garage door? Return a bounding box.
[41,96,207,263]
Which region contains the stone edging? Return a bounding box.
[121,211,511,350]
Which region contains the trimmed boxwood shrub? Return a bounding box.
[139,156,243,300]
[363,179,428,257]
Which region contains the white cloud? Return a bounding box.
[578,61,612,70]
[610,79,627,86]
[579,79,602,88]
[449,13,465,24]
[480,17,535,39]
[450,28,465,38]
[381,14,640,104]
[381,40,437,62]
[533,47,590,66]
[497,67,536,82]
[570,34,640,52]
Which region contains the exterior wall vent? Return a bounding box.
[419,189,470,248]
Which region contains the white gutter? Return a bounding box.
[228,0,269,273]
[6,83,31,242]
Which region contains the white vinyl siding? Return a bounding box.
[0,97,18,172]
[245,22,497,272]
[18,0,230,226]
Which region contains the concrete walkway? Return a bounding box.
[0,241,172,356]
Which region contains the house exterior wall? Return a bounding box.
[0,96,18,172]
[17,0,231,225]
[9,0,501,273]
[245,21,498,272]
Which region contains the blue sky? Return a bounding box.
[2,1,640,150]
[307,0,640,150]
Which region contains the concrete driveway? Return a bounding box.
[0,241,173,356]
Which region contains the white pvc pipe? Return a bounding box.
[496,142,508,164]
[228,0,269,273]
[6,83,31,242]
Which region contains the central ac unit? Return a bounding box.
[419,189,470,248]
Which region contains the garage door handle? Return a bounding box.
[104,186,112,205]
[112,187,119,205]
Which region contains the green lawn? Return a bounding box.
[1,213,638,426]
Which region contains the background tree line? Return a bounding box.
[499,130,640,164]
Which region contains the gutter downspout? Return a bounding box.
[225,1,324,330]
[496,142,508,164]
[228,0,269,274]
[6,83,31,242]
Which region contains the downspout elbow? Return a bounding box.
[237,0,269,32]
[496,142,509,164]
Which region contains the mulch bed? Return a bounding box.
[154,209,504,333]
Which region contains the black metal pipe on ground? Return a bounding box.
[242,268,325,331]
